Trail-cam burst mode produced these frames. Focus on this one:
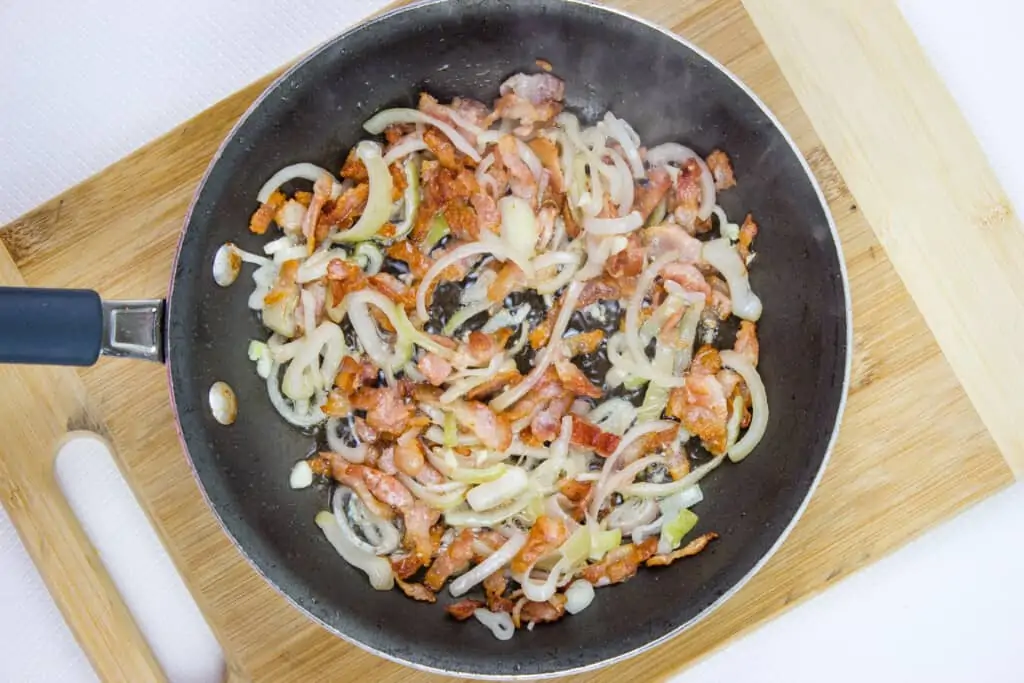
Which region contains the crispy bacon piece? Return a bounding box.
[633,168,672,221]
[424,529,476,591]
[483,572,515,613]
[529,391,574,442]
[671,159,704,230]
[465,368,523,401]
[312,455,396,521]
[326,257,369,305]
[569,416,621,457]
[646,532,719,566]
[493,73,565,131]
[554,360,602,399]
[452,400,513,451]
[418,352,453,386]
[558,479,592,503]
[497,135,537,203]
[511,516,568,573]
[396,578,436,603]
[302,174,333,252]
[369,272,416,310]
[563,329,604,357]
[517,594,568,626]
[386,240,434,281]
[470,192,501,235]
[737,213,758,263]
[390,553,424,580]
[456,330,507,367]
[350,386,414,436]
[666,348,729,455]
[423,126,463,171]
[334,356,379,395]
[322,389,351,418]
[249,190,286,235]
[662,262,712,301]
[403,501,441,563]
[580,538,658,587]
[734,320,759,367]
[642,223,703,262]
[706,149,736,191]
[340,148,368,182]
[395,428,426,477]
[488,261,527,303]
[605,233,645,279]
[528,137,565,193]
[322,183,369,231]
[446,599,484,621]
[666,446,691,480]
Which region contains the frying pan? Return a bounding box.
[0,0,851,677]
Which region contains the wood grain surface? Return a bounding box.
[0,0,1014,681]
[743,0,1024,479]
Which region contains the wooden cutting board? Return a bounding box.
[0,0,1019,681]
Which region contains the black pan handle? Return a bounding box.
[0,287,165,366]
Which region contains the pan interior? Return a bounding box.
[168,0,848,676]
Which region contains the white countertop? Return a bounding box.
[1,1,1022,681]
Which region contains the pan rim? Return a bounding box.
[166,0,854,678]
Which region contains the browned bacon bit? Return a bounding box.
[389,162,409,201]
[666,446,691,480]
[483,572,515,613]
[396,578,436,603]
[446,599,485,621]
[737,213,758,263]
[362,467,415,510]
[384,123,416,146]
[605,233,645,279]
[249,190,286,235]
[559,479,592,503]
[323,183,369,232]
[395,428,426,477]
[334,356,379,395]
[315,455,396,521]
[511,516,568,573]
[326,258,369,306]
[646,532,719,567]
[302,174,333,253]
[487,261,527,303]
[369,272,416,310]
[452,400,513,451]
[672,159,704,230]
[563,329,604,357]
[580,538,658,587]
[554,360,603,399]
[350,386,414,436]
[734,321,759,367]
[633,167,672,221]
[570,416,621,457]
[390,553,424,580]
[423,126,462,171]
[293,190,313,207]
[418,352,453,386]
[530,391,574,442]
[340,148,369,182]
[404,501,441,563]
[385,240,434,281]
[643,223,703,263]
[457,330,505,367]
[375,445,397,475]
[503,369,564,422]
[662,262,712,301]
[444,198,480,242]
[518,594,568,626]
[322,389,351,418]
[493,73,565,131]
[425,528,476,591]
[666,373,728,455]
[528,137,565,193]
[706,149,736,191]
[465,368,523,401]
[577,277,622,308]
[497,135,537,203]
[353,416,379,444]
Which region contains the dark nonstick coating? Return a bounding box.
[168,0,849,677]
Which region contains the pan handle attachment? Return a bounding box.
[0,287,164,366]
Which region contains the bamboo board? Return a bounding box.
[0,0,1016,681]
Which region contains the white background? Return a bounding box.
[1,1,1023,681]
